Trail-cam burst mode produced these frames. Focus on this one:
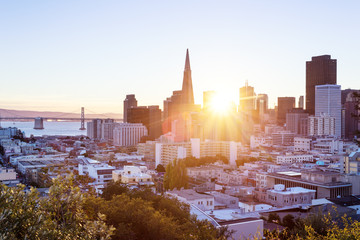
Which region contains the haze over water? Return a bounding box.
[0,121,87,137]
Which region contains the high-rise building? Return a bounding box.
[286,108,309,135]
[306,55,337,115]
[162,49,199,141]
[342,89,360,139]
[256,94,268,114]
[315,85,341,137]
[87,119,103,139]
[127,106,149,129]
[308,114,336,136]
[181,49,194,105]
[148,105,162,140]
[239,81,256,115]
[298,96,304,109]
[113,123,148,146]
[277,97,295,125]
[123,94,137,122]
[203,91,216,111]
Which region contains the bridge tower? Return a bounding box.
[79,107,86,130]
[34,117,44,129]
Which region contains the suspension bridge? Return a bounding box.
[0,107,123,130]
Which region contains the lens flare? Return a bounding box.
[209,92,234,115]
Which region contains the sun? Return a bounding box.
[208,91,235,115]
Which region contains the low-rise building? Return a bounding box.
[78,158,115,185]
[0,167,19,185]
[276,154,313,164]
[112,165,153,186]
[266,171,352,199]
[166,189,215,211]
[266,184,316,207]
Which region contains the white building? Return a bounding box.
[294,137,312,151]
[166,189,215,211]
[276,154,313,164]
[155,138,239,167]
[308,114,336,137]
[112,166,153,186]
[313,138,343,154]
[266,184,316,207]
[113,123,148,147]
[78,158,115,185]
[315,84,341,137]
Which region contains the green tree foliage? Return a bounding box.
[0,176,113,240]
[163,159,188,190]
[90,181,230,240]
[282,214,295,230]
[263,207,360,240]
[268,213,281,224]
[101,180,129,201]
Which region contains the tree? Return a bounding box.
[0,144,4,156]
[268,213,281,224]
[155,164,165,173]
[282,214,295,229]
[0,176,114,240]
[101,180,129,201]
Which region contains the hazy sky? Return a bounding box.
[1,1,359,114]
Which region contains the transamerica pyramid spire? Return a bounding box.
[181,49,194,104]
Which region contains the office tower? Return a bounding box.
[127,106,149,128]
[277,97,295,125]
[342,89,360,139]
[315,85,341,137]
[86,119,103,139]
[306,55,337,115]
[308,114,336,136]
[239,81,256,115]
[286,108,308,135]
[181,49,194,105]
[123,94,137,122]
[162,49,200,141]
[113,123,148,146]
[203,91,216,111]
[298,96,304,109]
[148,105,162,140]
[256,94,268,114]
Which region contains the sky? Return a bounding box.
[1,1,359,114]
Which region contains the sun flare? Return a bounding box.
[208,92,235,115]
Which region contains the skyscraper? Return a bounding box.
[239,81,256,115]
[277,97,295,125]
[298,96,304,109]
[123,94,137,122]
[342,89,360,139]
[306,55,337,115]
[203,91,215,111]
[181,49,194,105]
[256,94,268,114]
[315,84,341,137]
[286,108,308,135]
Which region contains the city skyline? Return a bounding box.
[1,1,360,113]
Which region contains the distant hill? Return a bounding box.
[0,108,122,120]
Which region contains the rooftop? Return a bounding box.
[167,189,213,201]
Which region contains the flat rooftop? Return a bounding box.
[268,172,351,188]
[168,189,213,201]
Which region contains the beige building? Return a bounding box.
[266,184,315,207]
[112,166,153,186]
[154,138,239,167]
